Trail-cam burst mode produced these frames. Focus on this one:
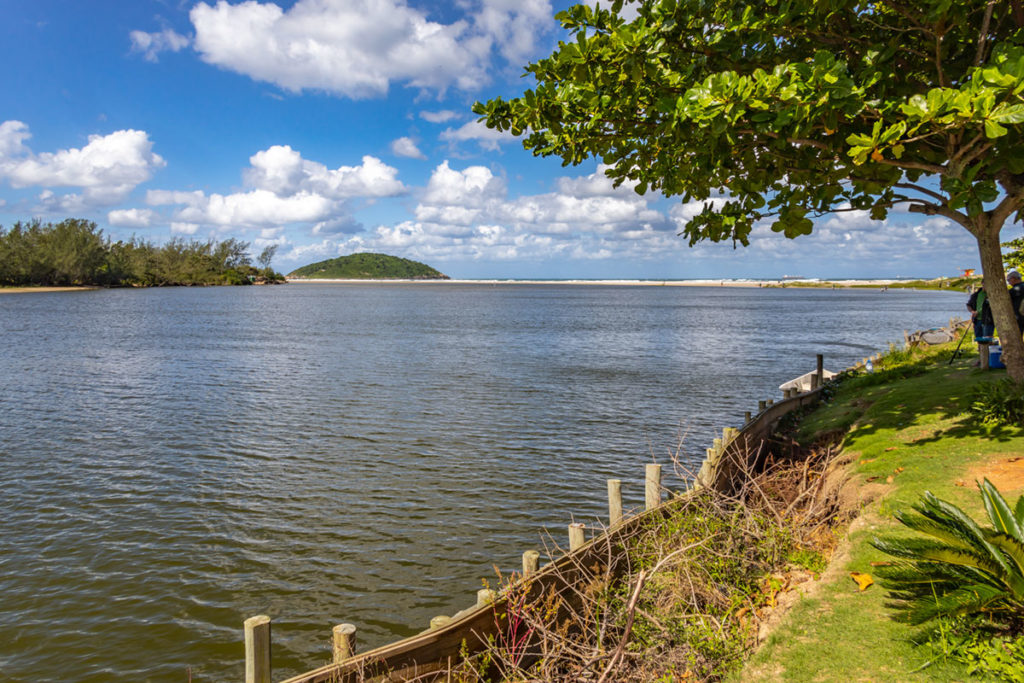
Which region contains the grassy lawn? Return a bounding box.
[737,341,1024,682]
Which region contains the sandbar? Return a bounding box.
[286,277,909,288]
[0,286,99,294]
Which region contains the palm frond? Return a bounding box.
[872,539,1003,578]
[978,531,1024,593]
[980,478,1024,543]
[1014,492,1024,529]
[893,512,989,552]
[912,493,1016,578]
[897,584,1009,625]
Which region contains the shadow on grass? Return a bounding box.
[808,345,1024,451]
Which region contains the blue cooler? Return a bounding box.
[990,345,1005,369]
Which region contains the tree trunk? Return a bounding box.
[976,221,1024,382]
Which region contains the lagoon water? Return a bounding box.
[0,283,961,681]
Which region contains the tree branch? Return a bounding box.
[976,0,997,66]
[894,182,947,203]
[992,190,1024,229]
[873,157,948,175]
[907,201,972,231]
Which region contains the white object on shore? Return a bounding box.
[779,368,837,392]
[919,328,955,345]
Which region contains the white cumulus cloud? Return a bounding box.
[419,109,460,124]
[439,120,516,152]
[171,222,201,235]
[190,0,482,97]
[245,145,405,198]
[0,121,165,206]
[182,0,554,99]
[145,145,404,232]
[474,0,552,63]
[0,121,30,157]
[129,28,190,62]
[422,160,505,206]
[346,160,676,265]
[390,136,426,160]
[108,208,158,227]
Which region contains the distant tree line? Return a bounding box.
[0,218,283,287]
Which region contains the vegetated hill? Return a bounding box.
[288,253,449,280]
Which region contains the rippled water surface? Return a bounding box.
[0,283,961,681]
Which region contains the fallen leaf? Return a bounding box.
[886,475,894,484]
[893,467,904,474]
[850,572,874,591]
[866,475,880,482]
[870,561,893,567]
[860,458,877,464]
[885,447,897,452]
[956,480,966,487]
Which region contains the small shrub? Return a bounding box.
[969,378,1024,427]
[787,547,827,574]
[927,618,1024,683]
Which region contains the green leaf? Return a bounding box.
[994,104,1024,124]
[981,479,1024,543]
[985,118,1008,139]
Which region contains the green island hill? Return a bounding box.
[287,253,449,280]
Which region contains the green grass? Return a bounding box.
[737,341,1024,682]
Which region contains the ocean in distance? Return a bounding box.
[0,283,963,681]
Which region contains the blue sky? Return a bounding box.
[0,0,990,279]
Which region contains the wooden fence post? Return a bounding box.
[476,588,497,608]
[522,550,540,576]
[607,479,623,526]
[816,354,824,386]
[645,463,662,510]
[244,615,271,683]
[332,624,356,664]
[568,522,586,551]
[429,616,451,630]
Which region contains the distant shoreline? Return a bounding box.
[0,286,100,294]
[0,279,964,292]
[286,277,928,288]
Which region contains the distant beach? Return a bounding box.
[0,286,99,294]
[286,277,908,287]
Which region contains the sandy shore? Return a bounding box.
[287,278,905,288]
[0,286,100,294]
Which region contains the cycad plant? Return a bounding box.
[871,479,1024,628]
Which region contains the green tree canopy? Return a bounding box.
[475,0,1024,379]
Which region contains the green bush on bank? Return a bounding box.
[0,218,285,287]
[970,378,1024,426]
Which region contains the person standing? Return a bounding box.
[1008,270,1024,336]
[967,284,994,343]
